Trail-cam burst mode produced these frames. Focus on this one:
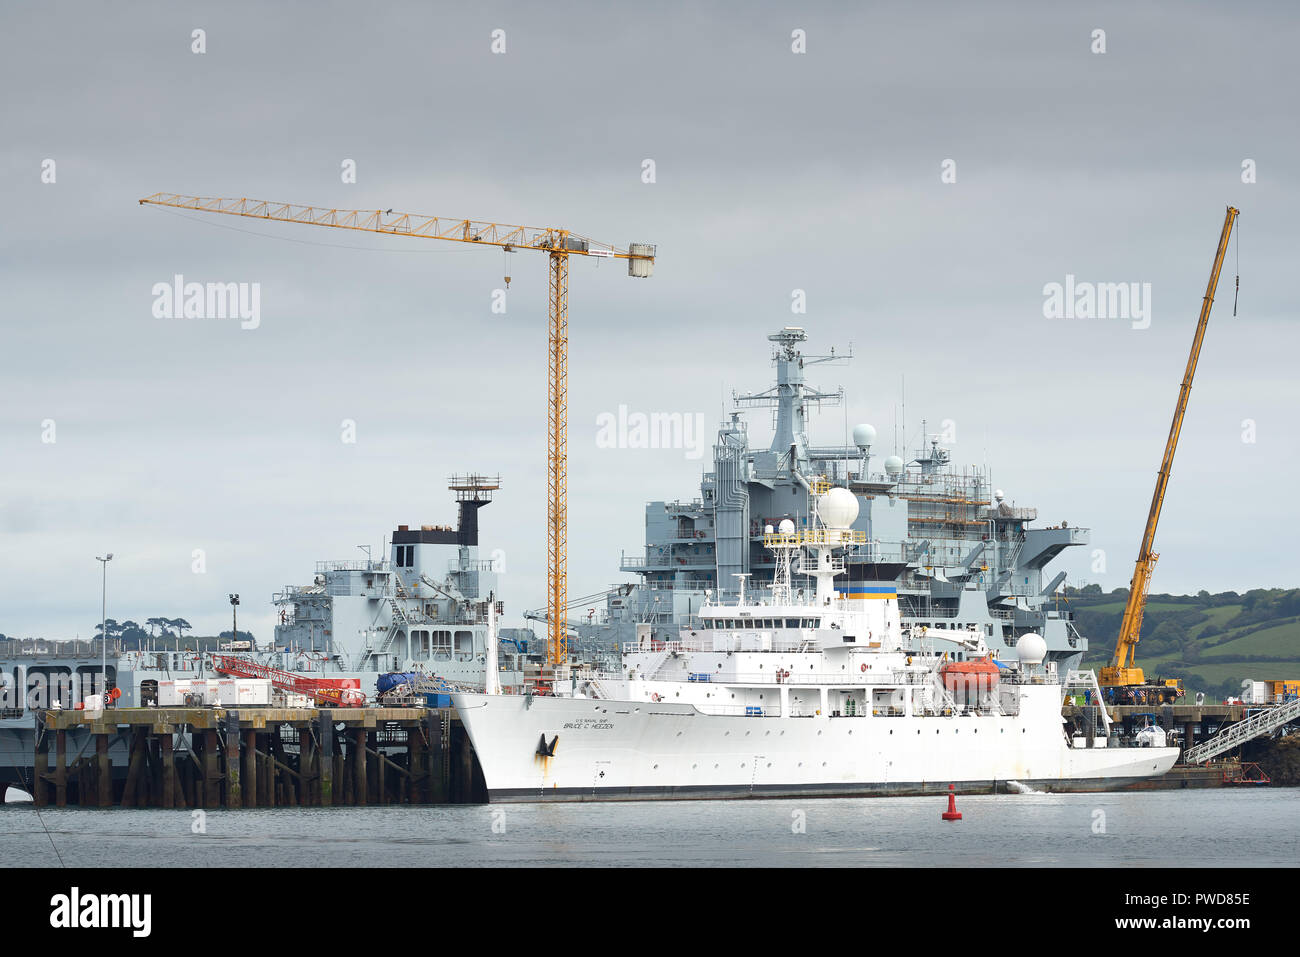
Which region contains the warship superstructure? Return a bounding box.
[565,328,1088,672]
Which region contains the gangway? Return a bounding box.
[212,654,367,707]
[1181,696,1300,764]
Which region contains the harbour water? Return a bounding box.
[3,788,1295,867]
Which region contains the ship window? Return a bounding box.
[786,618,799,628]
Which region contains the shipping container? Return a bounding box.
[236,679,272,705]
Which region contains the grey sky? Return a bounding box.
[2,1,1297,642]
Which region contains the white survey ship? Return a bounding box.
[454,485,1180,802]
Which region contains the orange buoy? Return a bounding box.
[941,783,962,821]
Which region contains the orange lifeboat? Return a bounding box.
[939,657,1000,697]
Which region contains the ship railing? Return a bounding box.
[449,559,498,573]
[619,553,675,568]
[315,560,392,574]
[0,638,122,660]
[634,669,944,687]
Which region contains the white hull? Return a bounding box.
[452,688,1180,803]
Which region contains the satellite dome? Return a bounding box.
[778,518,796,535]
[764,524,775,535]
[1016,632,1047,666]
[994,489,1005,502]
[883,455,905,476]
[816,487,859,529]
[852,423,877,449]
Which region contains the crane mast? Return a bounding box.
[1100,206,1237,691]
[139,193,656,667]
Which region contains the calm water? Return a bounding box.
[2,788,1296,867]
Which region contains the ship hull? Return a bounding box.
[452,691,1180,803]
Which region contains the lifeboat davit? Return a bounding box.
[939,657,1000,695]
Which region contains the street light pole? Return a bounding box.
[230,593,240,652]
[95,553,113,699]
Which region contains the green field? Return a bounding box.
[1202,622,1300,658]
[1188,604,1241,638]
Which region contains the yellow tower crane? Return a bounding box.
[1099,205,1237,702]
[139,192,656,666]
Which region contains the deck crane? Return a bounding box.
[139,192,656,667]
[1099,206,1238,703]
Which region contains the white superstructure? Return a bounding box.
[454,485,1179,802]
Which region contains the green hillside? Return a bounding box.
[1065,586,1300,698]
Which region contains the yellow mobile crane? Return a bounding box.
[139,193,656,667]
[1099,206,1238,704]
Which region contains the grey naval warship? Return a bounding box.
[558,327,1088,673]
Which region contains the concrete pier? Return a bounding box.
[29,706,484,808]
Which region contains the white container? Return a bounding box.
[236,679,272,706]
[157,680,180,706]
[198,679,221,705]
[216,680,239,706]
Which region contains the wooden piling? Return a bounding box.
[33,714,48,808]
[243,729,257,808]
[203,729,218,809]
[317,712,333,807]
[160,730,175,808]
[353,727,367,806]
[54,730,67,808]
[95,730,111,807]
[224,711,241,809]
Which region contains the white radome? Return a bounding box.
[884,455,904,475]
[778,518,796,535]
[1016,632,1047,665]
[852,423,877,448]
[817,487,859,529]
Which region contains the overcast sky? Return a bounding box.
[2,1,1297,642]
